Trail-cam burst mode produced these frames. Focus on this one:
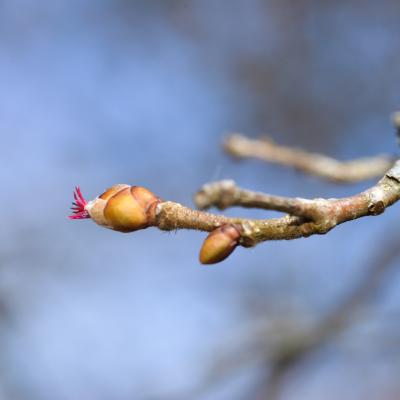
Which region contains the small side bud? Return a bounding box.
[199,224,241,265]
[85,185,162,233]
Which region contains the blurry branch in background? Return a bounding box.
[255,234,400,400]
[157,234,400,400]
[224,133,394,183]
[392,111,400,144]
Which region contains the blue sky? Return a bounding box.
[1,1,400,399]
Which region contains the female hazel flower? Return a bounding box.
[69,185,161,232]
[69,187,90,220]
[69,185,242,264]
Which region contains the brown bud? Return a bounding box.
[199,224,241,265]
[86,185,161,233]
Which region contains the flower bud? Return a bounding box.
[199,224,241,265]
[85,185,161,233]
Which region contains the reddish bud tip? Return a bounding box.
[69,186,90,220]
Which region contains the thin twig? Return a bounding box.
[194,179,320,219]
[79,159,400,262]
[224,134,394,183]
[186,161,400,248]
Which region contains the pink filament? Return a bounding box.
[69,186,90,220]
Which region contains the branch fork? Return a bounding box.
[70,124,400,264]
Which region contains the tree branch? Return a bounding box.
[194,179,321,220]
[224,133,394,183]
[187,160,400,248]
[72,127,400,264]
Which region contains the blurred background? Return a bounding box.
[1,1,400,399]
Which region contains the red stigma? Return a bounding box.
[69,186,90,220]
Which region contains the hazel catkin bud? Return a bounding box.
[199,224,241,265]
[86,184,161,233]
